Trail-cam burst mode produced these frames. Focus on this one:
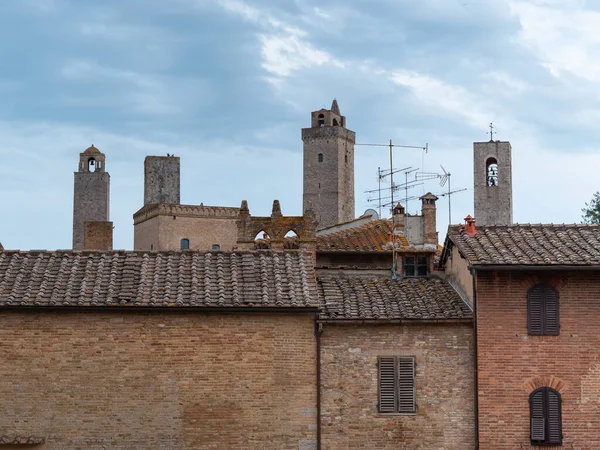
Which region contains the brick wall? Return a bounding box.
[0,311,317,450]
[476,270,600,449]
[320,323,475,449]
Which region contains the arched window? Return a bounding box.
[528,284,559,335]
[332,118,339,126]
[530,387,562,445]
[284,230,299,249]
[486,157,498,186]
[180,238,189,250]
[254,231,271,249]
[318,153,324,163]
[88,157,96,172]
[211,244,221,251]
[318,113,325,127]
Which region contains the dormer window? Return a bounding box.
[403,256,428,277]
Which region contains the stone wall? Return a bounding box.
[302,125,355,229]
[320,323,475,449]
[83,221,113,250]
[473,141,512,226]
[144,156,180,205]
[0,311,318,450]
[476,270,600,449]
[73,172,110,250]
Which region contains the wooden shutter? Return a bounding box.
[397,357,416,413]
[528,286,544,335]
[378,357,396,413]
[544,287,560,335]
[547,389,562,444]
[531,389,545,442]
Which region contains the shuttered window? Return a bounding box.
[527,284,559,335]
[378,356,416,414]
[530,387,562,445]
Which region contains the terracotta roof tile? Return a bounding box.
[0,251,318,309]
[316,219,409,252]
[446,224,600,266]
[317,274,472,320]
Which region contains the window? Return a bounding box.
[318,113,325,127]
[378,356,416,414]
[530,387,562,445]
[180,238,189,250]
[528,284,559,335]
[486,157,498,186]
[318,153,324,163]
[211,244,220,251]
[403,256,427,277]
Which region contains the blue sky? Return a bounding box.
[1,0,599,250]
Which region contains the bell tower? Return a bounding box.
[473,139,513,226]
[73,145,110,249]
[302,99,356,229]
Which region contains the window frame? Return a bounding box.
[180,238,190,250]
[403,255,428,277]
[377,356,416,415]
[530,387,562,446]
[527,284,560,336]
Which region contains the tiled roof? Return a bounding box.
[316,219,409,252]
[317,274,472,320]
[0,251,318,308]
[446,224,600,266]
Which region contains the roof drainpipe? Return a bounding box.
[471,268,479,449]
[315,314,323,450]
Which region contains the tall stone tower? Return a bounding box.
[473,140,513,226]
[144,155,180,205]
[73,145,110,249]
[302,99,356,229]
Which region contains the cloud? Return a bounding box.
[508,0,600,82]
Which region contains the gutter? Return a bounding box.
[471,264,600,272]
[317,318,472,325]
[0,305,320,314]
[472,272,479,450]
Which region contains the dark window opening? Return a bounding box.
[378,356,416,414]
[333,118,339,126]
[318,113,325,127]
[486,157,498,186]
[403,256,428,277]
[180,238,189,250]
[88,157,96,172]
[318,153,324,163]
[211,244,221,251]
[345,154,348,163]
[528,284,559,335]
[530,387,562,446]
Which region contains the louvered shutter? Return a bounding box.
[547,389,562,444]
[528,287,544,335]
[544,287,560,335]
[397,357,416,413]
[378,357,396,413]
[531,389,545,442]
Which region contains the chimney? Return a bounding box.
[463,215,477,236]
[83,221,113,250]
[420,192,438,245]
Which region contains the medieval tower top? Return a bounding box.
[473,140,513,226]
[302,99,356,229]
[72,145,110,249]
[144,155,180,205]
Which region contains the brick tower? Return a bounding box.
[72,145,110,249]
[473,140,513,226]
[302,99,356,229]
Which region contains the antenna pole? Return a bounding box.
[389,139,396,272]
[448,171,452,224]
[378,167,382,218]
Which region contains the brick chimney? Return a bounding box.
[83,221,113,250]
[420,192,438,245]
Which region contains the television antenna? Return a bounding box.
[357,139,428,279]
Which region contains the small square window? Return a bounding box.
[403,256,428,277]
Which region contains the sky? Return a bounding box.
[1,0,599,250]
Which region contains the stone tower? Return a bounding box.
[473,140,513,226]
[73,145,110,249]
[302,99,356,229]
[144,155,180,205]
